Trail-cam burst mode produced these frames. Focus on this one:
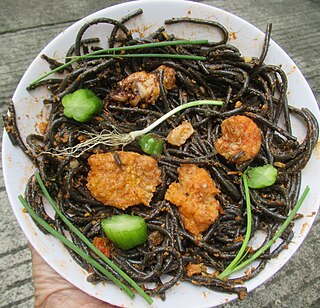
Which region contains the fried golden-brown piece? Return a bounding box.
[167,120,194,146]
[156,65,176,90]
[111,71,160,107]
[185,263,206,277]
[111,66,176,107]
[215,115,262,164]
[165,164,220,236]
[86,152,161,209]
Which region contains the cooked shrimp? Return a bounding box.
[111,71,160,107]
[86,151,161,209]
[165,164,220,236]
[111,66,176,107]
[215,115,262,164]
[167,120,194,146]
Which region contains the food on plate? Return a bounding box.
[101,214,148,250]
[112,70,160,106]
[3,8,319,303]
[246,164,278,189]
[62,88,103,123]
[167,120,194,146]
[111,65,176,107]
[93,237,112,258]
[138,133,165,155]
[86,151,161,209]
[215,115,262,164]
[165,164,221,235]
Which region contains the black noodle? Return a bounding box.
[3,9,319,301]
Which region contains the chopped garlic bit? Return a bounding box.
[167,120,194,146]
[69,158,79,169]
[234,101,243,108]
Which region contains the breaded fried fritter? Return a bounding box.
[215,115,262,164]
[165,164,220,236]
[86,151,161,209]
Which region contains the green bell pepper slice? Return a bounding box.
[62,89,103,123]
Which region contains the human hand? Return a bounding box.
[30,245,116,308]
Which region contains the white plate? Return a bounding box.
[2,0,320,307]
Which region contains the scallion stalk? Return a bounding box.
[84,39,209,55]
[18,195,135,299]
[69,53,206,60]
[218,172,252,279]
[29,39,209,87]
[218,184,310,279]
[33,171,153,305]
[230,185,310,274]
[43,100,223,157]
[129,100,223,140]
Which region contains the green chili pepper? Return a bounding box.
[62,89,103,123]
[138,134,164,155]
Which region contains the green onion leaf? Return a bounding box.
[246,164,278,189]
[230,185,310,274]
[29,39,209,87]
[218,172,252,279]
[101,215,148,250]
[218,184,310,279]
[18,195,135,299]
[68,53,206,61]
[33,171,153,305]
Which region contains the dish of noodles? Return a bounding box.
[2,1,320,307]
